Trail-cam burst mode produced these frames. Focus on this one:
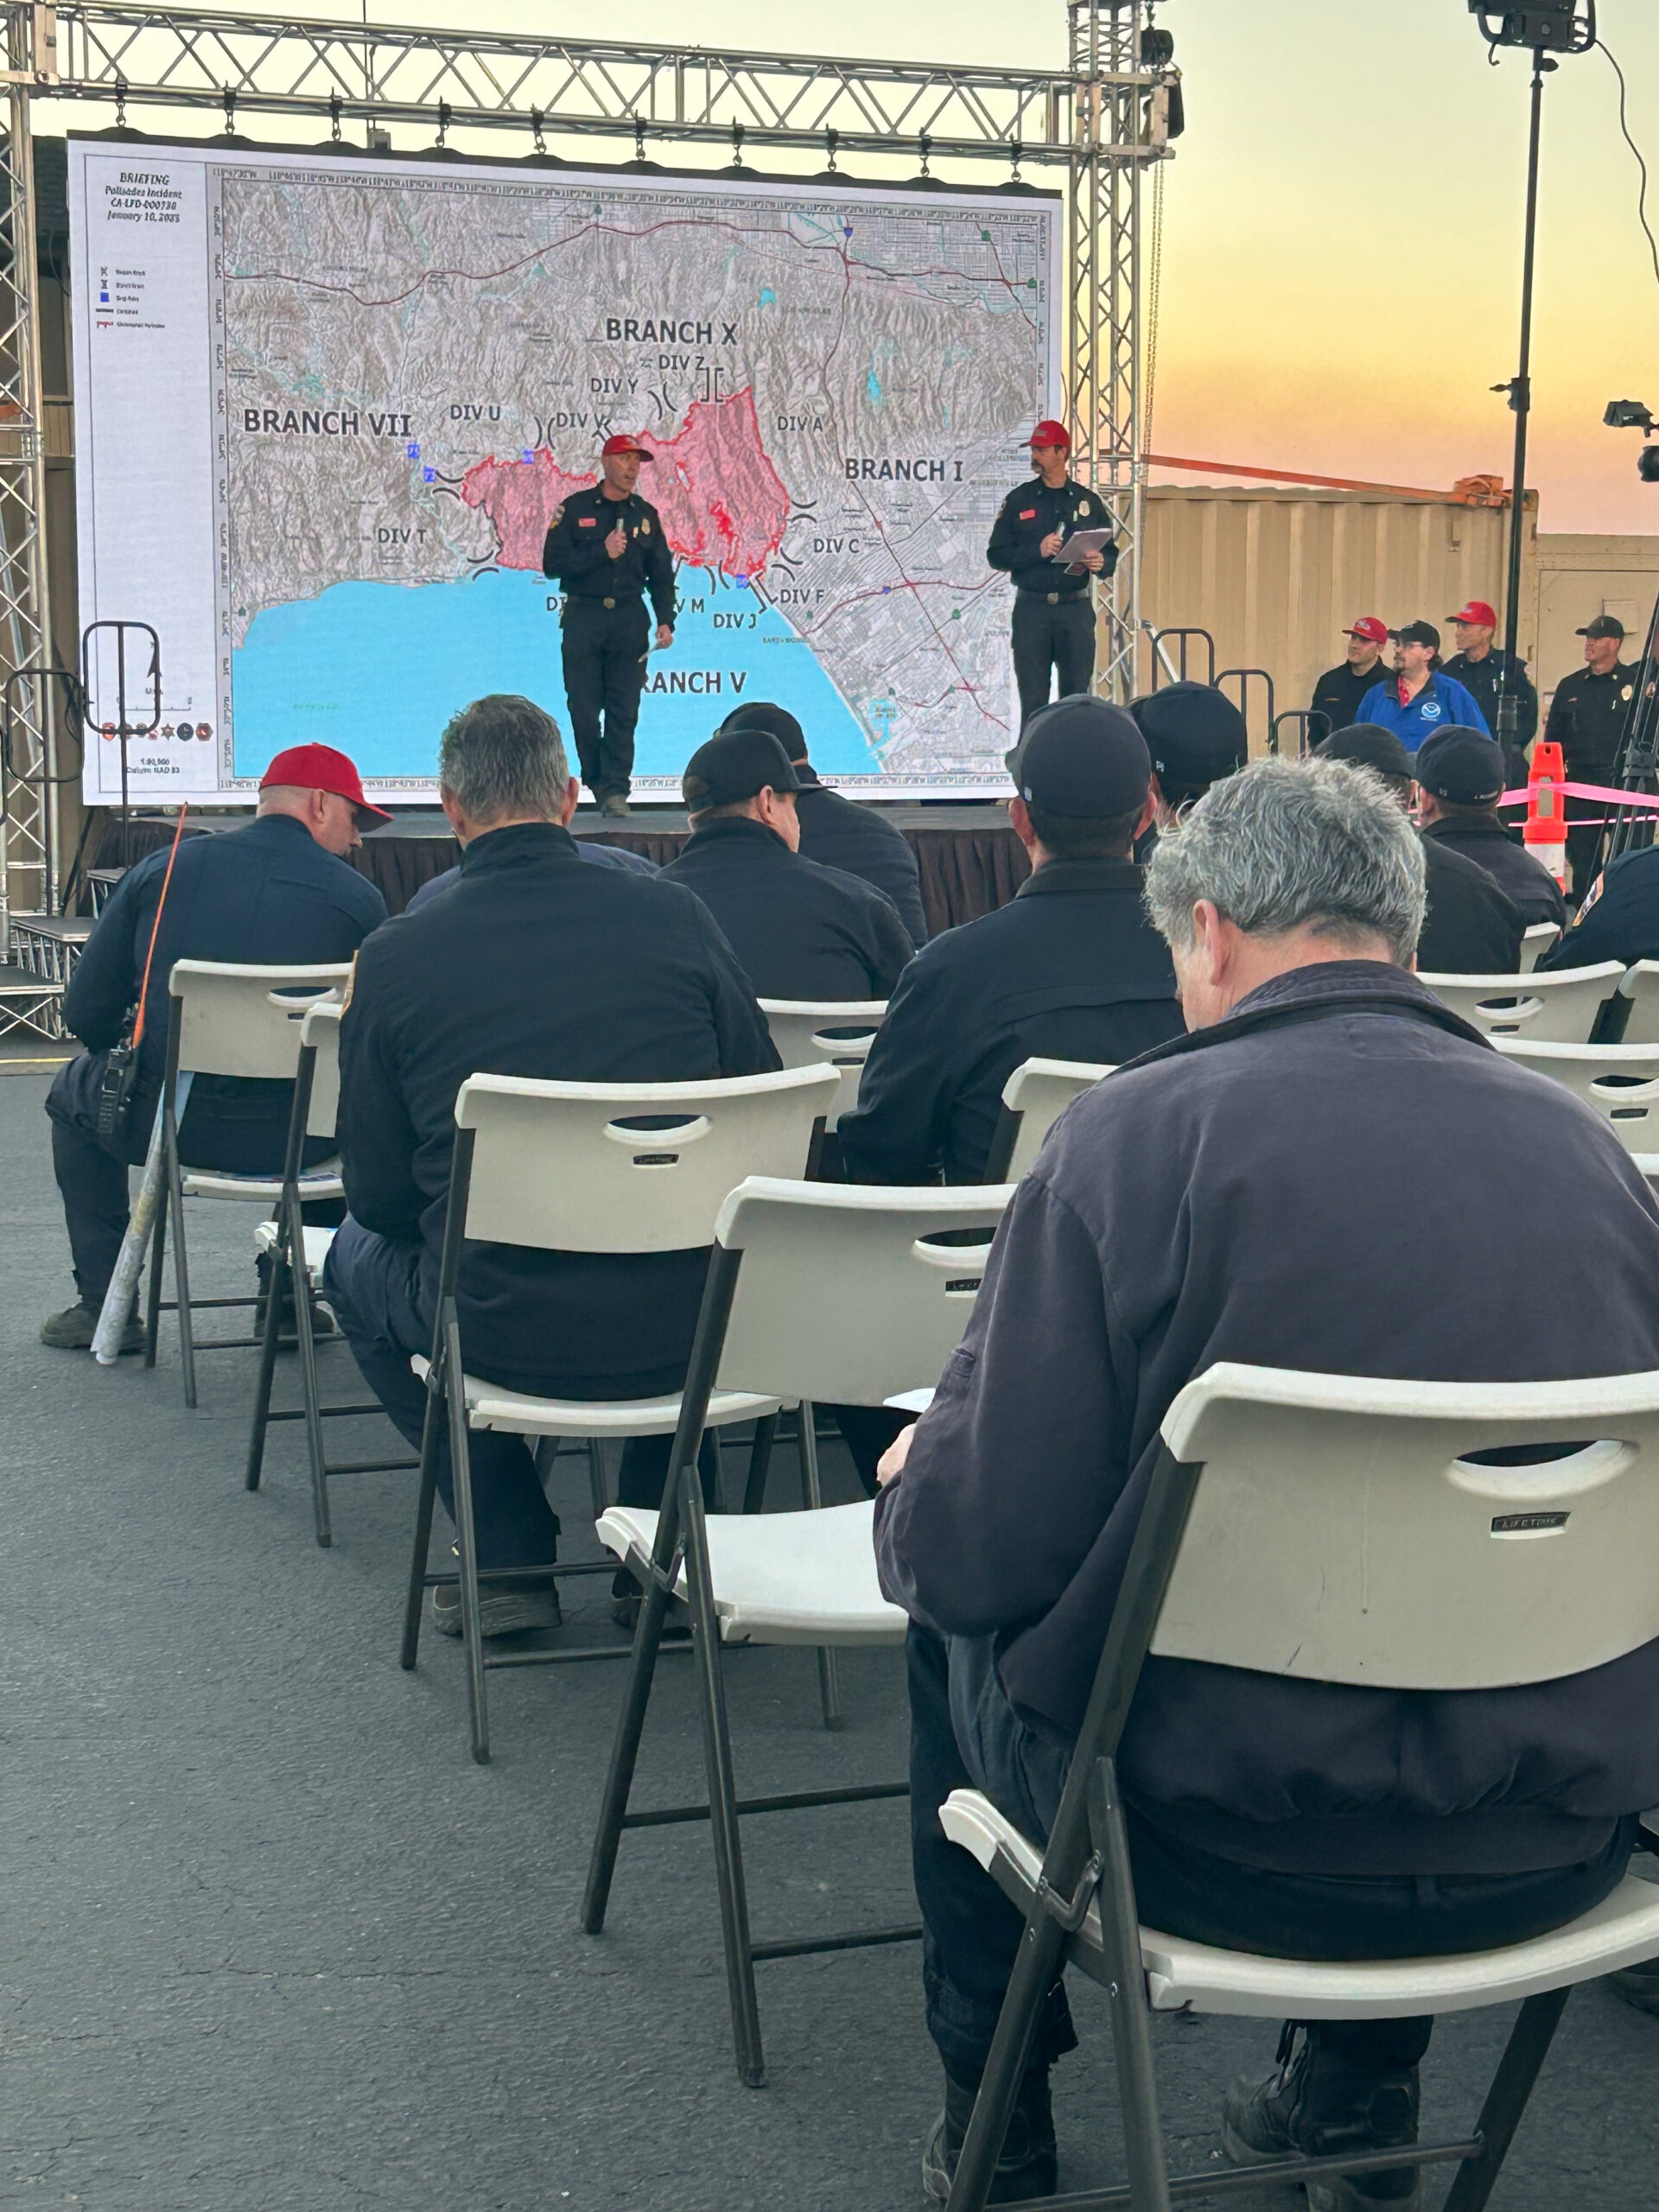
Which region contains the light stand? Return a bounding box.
[1469,3,1596,754]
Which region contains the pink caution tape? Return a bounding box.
[1497,781,1659,812]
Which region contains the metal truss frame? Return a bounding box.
[0,0,1171,928]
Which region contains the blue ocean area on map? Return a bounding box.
[230,569,876,782]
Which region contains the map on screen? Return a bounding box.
[69,141,1060,804]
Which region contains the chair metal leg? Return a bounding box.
[586,1437,608,1518]
[287,1196,333,1548]
[167,1160,198,1408]
[443,1306,491,1764]
[945,1899,1065,2211]
[1091,1758,1173,2211]
[797,1400,842,1732]
[399,1355,448,1671]
[143,1179,168,1369]
[244,1216,289,1493]
[582,1539,680,1935]
[1440,1986,1572,2212]
[681,1468,767,2087]
[742,1413,778,1514]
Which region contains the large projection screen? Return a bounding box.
[67,138,1062,808]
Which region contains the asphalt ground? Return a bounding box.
[3,1069,1656,2211]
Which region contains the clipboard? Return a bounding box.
[1052,529,1112,568]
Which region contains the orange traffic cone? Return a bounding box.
[1523,740,1569,887]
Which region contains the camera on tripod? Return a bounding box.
[1467,3,1595,53]
[1603,400,1659,483]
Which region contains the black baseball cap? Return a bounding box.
[1127,682,1249,789]
[1313,723,1413,780]
[683,727,802,810]
[1003,694,1151,817]
[1389,620,1441,651]
[1414,726,1507,806]
[1578,614,1626,640]
[720,700,808,761]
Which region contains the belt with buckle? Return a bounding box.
[602,595,616,609]
[1017,588,1078,607]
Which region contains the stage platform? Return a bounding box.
[79,804,1029,934]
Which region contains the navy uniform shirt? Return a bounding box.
[1442,647,1539,749]
[1421,814,1565,928]
[987,476,1116,600]
[1543,660,1642,780]
[542,483,677,626]
[1310,658,1389,739]
[335,821,777,1397]
[1538,843,1659,972]
[1416,836,1526,973]
[404,838,658,913]
[838,855,1184,1185]
[658,815,914,1001]
[56,810,386,1155]
[791,766,929,945]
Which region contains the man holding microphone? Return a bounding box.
[987,421,1116,731]
[543,434,677,817]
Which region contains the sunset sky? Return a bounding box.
[67,0,1659,534]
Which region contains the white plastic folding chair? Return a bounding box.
[938,1362,1659,2212]
[1616,960,1659,1045]
[1493,1038,1659,1156]
[759,998,887,1129]
[243,1000,419,1546]
[983,1055,1115,1180]
[582,1175,1013,2087]
[144,960,353,1406]
[1517,922,1560,972]
[1416,960,1624,1043]
[401,1063,841,1763]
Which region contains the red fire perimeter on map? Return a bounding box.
[461,389,791,581]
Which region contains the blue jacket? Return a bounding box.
[1355,671,1490,751]
[405,836,656,912]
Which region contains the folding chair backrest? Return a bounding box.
[760,999,887,1130]
[1619,961,1659,1046]
[453,1065,840,1254]
[709,1177,1014,1406]
[1494,1039,1659,1154]
[996,1057,1115,1180]
[1518,922,1560,973]
[1153,1362,1659,1691]
[168,960,353,1080]
[1416,962,1624,1043]
[298,998,344,1140]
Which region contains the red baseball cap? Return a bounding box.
[1447,599,1497,629]
[1343,616,1388,645]
[601,433,653,460]
[1027,420,1071,448]
[259,741,391,825]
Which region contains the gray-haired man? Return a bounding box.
[324,694,777,1636]
[874,758,1659,2206]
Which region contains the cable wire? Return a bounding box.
[1599,35,1659,293]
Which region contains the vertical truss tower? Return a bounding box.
[0,0,1172,927]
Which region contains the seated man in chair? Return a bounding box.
[875,757,1659,2207]
[325,694,777,1638]
[42,743,389,1351]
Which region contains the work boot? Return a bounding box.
[41,1298,143,1355]
[1611,1960,1659,2015]
[254,1255,339,1347]
[1223,2024,1421,2209]
[599,791,632,818]
[429,1577,563,1639]
[921,2063,1057,2205]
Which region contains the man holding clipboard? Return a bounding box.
[986,420,1117,730]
